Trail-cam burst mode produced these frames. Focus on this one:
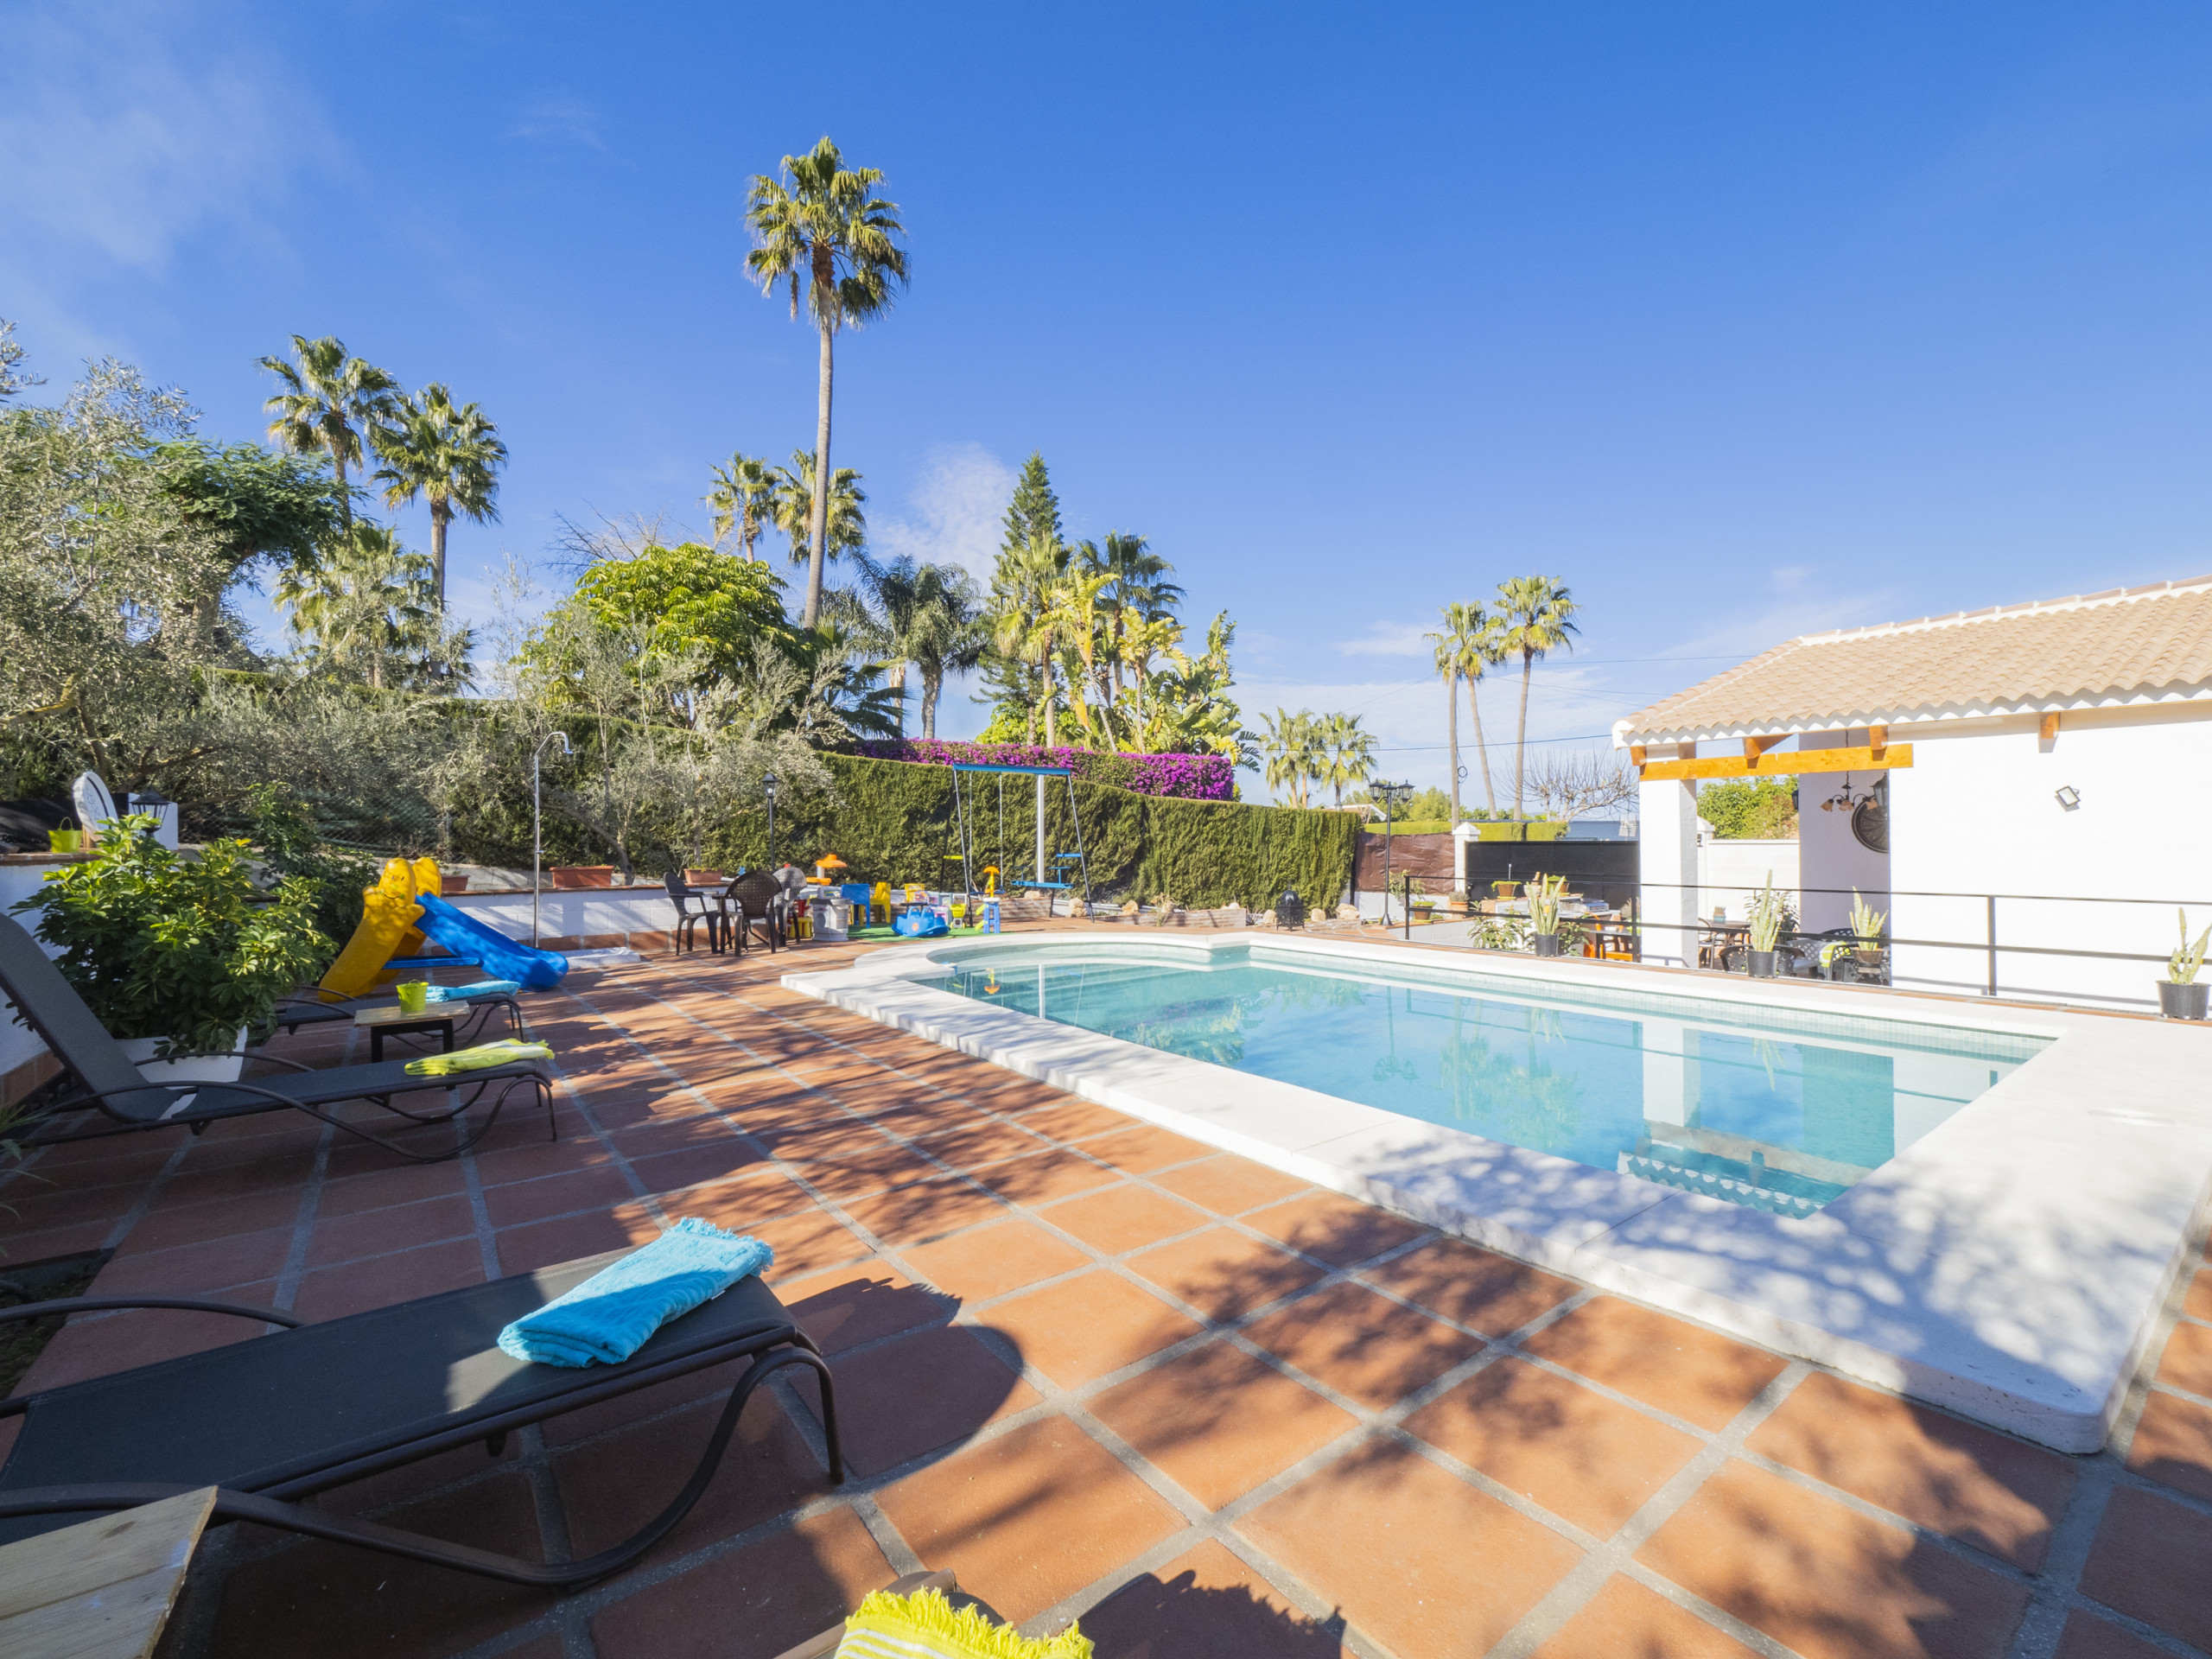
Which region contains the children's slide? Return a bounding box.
[318,861,426,1001]
[411,893,568,989]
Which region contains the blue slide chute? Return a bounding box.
[412,893,569,988]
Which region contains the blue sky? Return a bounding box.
[6,2,2209,801]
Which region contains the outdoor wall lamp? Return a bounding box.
[2055,785,2081,810]
[532,730,574,946]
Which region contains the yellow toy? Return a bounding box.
[871,880,892,925]
[318,859,425,1001]
[981,865,999,896]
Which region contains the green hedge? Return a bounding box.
[696,753,1357,912]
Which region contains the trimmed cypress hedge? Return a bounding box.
[696,753,1357,912]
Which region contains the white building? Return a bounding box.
[1615,575,2212,1010]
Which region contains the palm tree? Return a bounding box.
[272,523,440,691]
[744,137,910,631]
[1494,575,1580,818]
[371,383,505,608]
[1318,712,1376,807]
[1427,601,1505,820]
[988,527,1071,741]
[769,449,866,569]
[257,334,400,532]
[1259,708,1321,807]
[705,453,779,561]
[1077,532,1184,700]
[906,563,989,740]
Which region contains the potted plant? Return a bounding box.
[1528,873,1567,957]
[2160,909,2211,1020]
[1745,875,1786,976]
[10,817,327,1081]
[550,865,615,890]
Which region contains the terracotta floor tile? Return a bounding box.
[294,1238,486,1322]
[2152,1318,2212,1395]
[1089,1340,1358,1510]
[22,1288,276,1391]
[117,1183,305,1253]
[465,1126,619,1187]
[780,1259,956,1354]
[494,1206,653,1274]
[641,1164,817,1230]
[747,1207,873,1281]
[2078,1485,2212,1652]
[304,1194,475,1268]
[207,1471,545,1657]
[1036,1184,1209,1255]
[1239,1437,1580,1659]
[838,1174,1009,1245]
[1361,1237,1580,1337]
[1005,1098,1135,1143]
[2125,1389,2212,1502]
[1124,1227,1328,1321]
[825,1325,1039,1477]
[1150,1156,1312,1217]
[780,1144,948,1201]
[479,1164,635,1229]
[1533,1575,1760,1658]
[754,1119,899,1161]
[970,1147,1125,1206]
[556,1387,836,1560]
[624,1138,767,1194]
[1636,1459,2030,1659]
[2184,1268,2211,1322]
[982,1268,1201,1386]
[906,1116,1054,1170]
[315,1159,467,1217]
[1239,1192,1427,1268]
[1406,1357,1702,1537]
[875,1414,1185,1624]
[2053,1609,2176,1659]
[1522,1299,1788,1432]
[901,1219,1094,1305]
[1083,1123,1219,1174]
[88,1225,294,1294]
[0,1217,122,1264]
[1079,1539,1351,1658]
[590,1505,893,1659]
[1747,1371,2075,1569]
[1241,1280,1483,1409]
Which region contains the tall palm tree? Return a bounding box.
[1077,532,1184,700]
[744,137,910,631]
[1319,712,1376,807]
[371,383,505,607]
[906,563,990,740]
[1494,575,1580,818]
[769,449,867,570]
[988,526,1071,741]
[705,453,779,561]
[1428,601,1505,820]
[271,523,439,691]
[1259,709,1321,807]
[257,334,399,532]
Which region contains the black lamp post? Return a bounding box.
[763,772,778,870]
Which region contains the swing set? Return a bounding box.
[946,763,1090,910]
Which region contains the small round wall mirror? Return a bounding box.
[1851,785,1888,854]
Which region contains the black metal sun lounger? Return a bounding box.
[274,987,524,1046]
[0,914,552,1161]
[0,1250,843,1586]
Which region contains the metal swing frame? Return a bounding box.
[947,763,1090,912]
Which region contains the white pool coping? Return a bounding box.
[784,931,2212,1452]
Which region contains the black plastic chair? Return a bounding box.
[726,871,786,953]
[662,870,727,956]
[0,1250,842,1586]
[0,913,552,1162]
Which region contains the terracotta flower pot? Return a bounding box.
[550,866,614,890]
[684,869,723,887]
[440,875,471,896]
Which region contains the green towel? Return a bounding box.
[404,1039,551,1077]
[836,1587,1090,1658]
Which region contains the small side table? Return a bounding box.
[0,1484,215,1658]
[354,1001,465,1063]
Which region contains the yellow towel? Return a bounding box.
[836,1588,1090,1659]
[404,1040,550,1078]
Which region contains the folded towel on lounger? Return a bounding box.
[424,979,523,1001]
[497,1217,772,1368]
[836,1586,1091,1659]
[403,1039,550,1077]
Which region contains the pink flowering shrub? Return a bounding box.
[852,740,1235,801]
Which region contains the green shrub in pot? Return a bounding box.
[10,815,329,1058]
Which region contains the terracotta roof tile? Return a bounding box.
[1617,577,2212,743]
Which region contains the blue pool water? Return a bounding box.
[938,948,2048,1217]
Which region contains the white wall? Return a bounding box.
[1797,729,1891,933]
[1697,838,1801,923]
[1889,702,2212,1008]
[1637,767,1700,966]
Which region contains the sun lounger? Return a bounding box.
[273,985,523,1047]
[0,1248,843,1586]
[0,914,552,1161]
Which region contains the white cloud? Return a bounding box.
[0,9,321,277]
[873,443,1017,584]
[508,95,607,150]
[1334,620,1435,657]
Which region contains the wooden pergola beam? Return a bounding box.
[1637,745,1912,782]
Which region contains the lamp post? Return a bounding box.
[532,730,572,948]
[763,772,778,872]
[1374,780,1415,935]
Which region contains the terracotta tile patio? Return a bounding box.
[3,930,2209,1658]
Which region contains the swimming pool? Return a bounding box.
[937,948,2045,1218]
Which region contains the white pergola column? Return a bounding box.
[1638,746,1701,967]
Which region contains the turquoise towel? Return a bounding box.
[425,979,523,1002]
[496,1217,773,1368]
